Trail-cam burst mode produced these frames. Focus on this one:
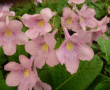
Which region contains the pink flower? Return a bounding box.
[22,8,56,39]
[25,30,59,69]
[4,55,37,90]
[34,0,42,6]
[61,7,80,32]
[76,4,97,31]
[89,16,109,45]
[68,0,85,4]
[0,18,28,55]
[56,27,94,74]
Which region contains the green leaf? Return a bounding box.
[8,45,28,63]
[38,55,103,90]
[97,36,110,64]
[94,80,110,90]
[0,70,3,79]
[0,47,7,65]
[0,79,17,90]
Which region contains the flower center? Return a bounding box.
[42,43,49,51]
[81,17,84,22]
[4,29,12,37]
[38,20,45,27]
[66,17,72,24]
[24,70,30,77]
[66,41,74,51]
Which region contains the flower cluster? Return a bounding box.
[1,0,109,90]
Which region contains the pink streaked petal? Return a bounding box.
[25,41,40,55]
[19,55,31,69]
[44,33,56,48]
[75,44,94,61]
[40,8,55,22]
[71,30,92,43]
[6,71,21,86]
[71,12,79,21]
[25,28,40,39]
[85,18,97,28]
[29,71,37,90]
[40,82,51,90]
[8,20,23,32]
[80,21,86,31]
[4,62,24,71]
[65,55,79,74]
[71,22,80,32]
[46,49,59,67]
[82,8,96,18]
[98,16,108,26]
[0,22,7,32]
[56,41,67,64]
[63,7,72,17]
[3,41,16,55]
[14,32,28,45]
[40,23,52,35]
[34,50,48,69]
[80,4,87,13]
[22,14,40,28]
[18,83,29,90]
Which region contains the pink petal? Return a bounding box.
[65,55,79,74]
[98,16,108,26]
[3,41,16,55]
[19,55,31,69]
[76,44,94,61]
[29,71,37,90]
[63,7,72,17]
[6,71,21,86]
[80,4,87,13]
[8,20,23,32]
[14,32,28,45]
[40,23,52,35]
[25,28,40,39]
[82,8,96,18]
[40,82,51,90]
[0,22,7,32]
[25,40,40,56]
[34,82,42,90]
[34,50,48,69]
[4,62,24,71]
[46,49,59,67]
[71,30,92,43]
[44,33,56,48]
[18,83,29,90]
[40,8,54,22]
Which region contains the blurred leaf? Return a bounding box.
[0,70,3,79]
[38,55,103,90]
[0,47,7,65]
[94,80,110,90]
[97,36,110,64]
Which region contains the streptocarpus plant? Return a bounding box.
[0,0,109,90]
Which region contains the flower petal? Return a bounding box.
[25,28,40,39]
[14,32,28,45]
[46,49,59,67]
[6,71,21,86]
[63,7,72,17]
[8,20,23,32]
[4,62,24,71]
[29,71,37,90]
[34,50,48,69]
[19,55,31,69]
[40,23,52,35]
[75,44,94,61]
[40,82,51,90]
[3,41,16,55]
[65,55,79,74]
[40,8,54,22]
[25,40,40,56]
[18,83,29,90]
[44,33,56,48]
[0,22,7,32]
